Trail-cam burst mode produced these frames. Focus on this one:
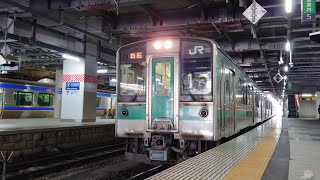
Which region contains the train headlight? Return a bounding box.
[154,41,162,50]
[164,40,173,49]
[199,109,208,118]
[121,109,128,117]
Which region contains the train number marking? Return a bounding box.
[188,46,204,55]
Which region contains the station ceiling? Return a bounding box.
[0,0,319,96]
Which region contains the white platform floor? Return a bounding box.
[0,118,114,133]
[288,118,320,180]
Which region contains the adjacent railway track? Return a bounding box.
[2,143,125,180]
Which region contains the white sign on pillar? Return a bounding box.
[316,92,320,119]
[61,54,97,121]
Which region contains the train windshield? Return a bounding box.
[118,43,147,102]
[119,62,146,97]
[181,40,212,101]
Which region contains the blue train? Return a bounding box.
[0,78,115,118]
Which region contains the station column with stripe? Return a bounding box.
[61,54,97,121]
[54,69,62,119]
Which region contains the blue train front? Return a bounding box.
[115,37,275,162]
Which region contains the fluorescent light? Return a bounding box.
[97,69,108,74]
[256,81,263,83]
[284,75,287,80]
[285,0,292,13]
[110,78,117,82]
[285,41,291,51]
[62,54,80,61]
[301,94,312,97]
[284,65,289,72]
[137,77,143,80]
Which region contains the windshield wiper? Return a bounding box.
[184,87,197,101]
[130,84,143,102]
[130,91,138,102]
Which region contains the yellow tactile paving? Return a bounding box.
[224,123,281,180]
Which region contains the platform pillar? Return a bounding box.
[283,95,288,117]
[54,69,63,119]
[60,54,97,122]
[317,92,320,119]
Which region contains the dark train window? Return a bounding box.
[96,97,101,107]
[255,93,260,107]
[246,86,252,105]
[38,93,54,106]
[236,79,245,105]
[181,40,212,97]
[14,91,33,106]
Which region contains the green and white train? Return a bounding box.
[115,37,275,162]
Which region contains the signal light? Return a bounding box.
[154,41,162,50]
[164,40,173,49]
[153,40,173,50]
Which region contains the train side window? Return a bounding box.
[245,86,254,106]
[14,91,34,106]
[236,79,245,106]
[96,97,101,107]
[38,93,54,106]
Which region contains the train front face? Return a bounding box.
[116,38,215,162]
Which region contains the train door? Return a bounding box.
[149,57,177,131]
[0,89,3,117]
[222,67,235,136]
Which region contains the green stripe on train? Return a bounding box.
[117,105,146,120]
[117,105,253,121]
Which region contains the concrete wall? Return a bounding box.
[0,125,115,161]
[299,100,317,118]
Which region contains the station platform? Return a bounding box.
[148,117,320,180]
[0,118,115,160]
[0,118,114,134]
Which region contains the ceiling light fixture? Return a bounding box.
[284,65,289,72]
[284,75,287,80]
[62,54,80,61]
[97,69,108,74]
[285,41,291,51]
[285,0,292,13]
[301,94,312,97]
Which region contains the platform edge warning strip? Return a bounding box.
[223,123,281,180]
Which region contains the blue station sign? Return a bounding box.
[66,82,80,90]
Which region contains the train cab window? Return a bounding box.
[180,40,212,101]
[38,93,54,106]
[155,62,171,96]
[96,97,101,107]
[14,91,33,106]
[119,62,146,101]
[118,43,146,102]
